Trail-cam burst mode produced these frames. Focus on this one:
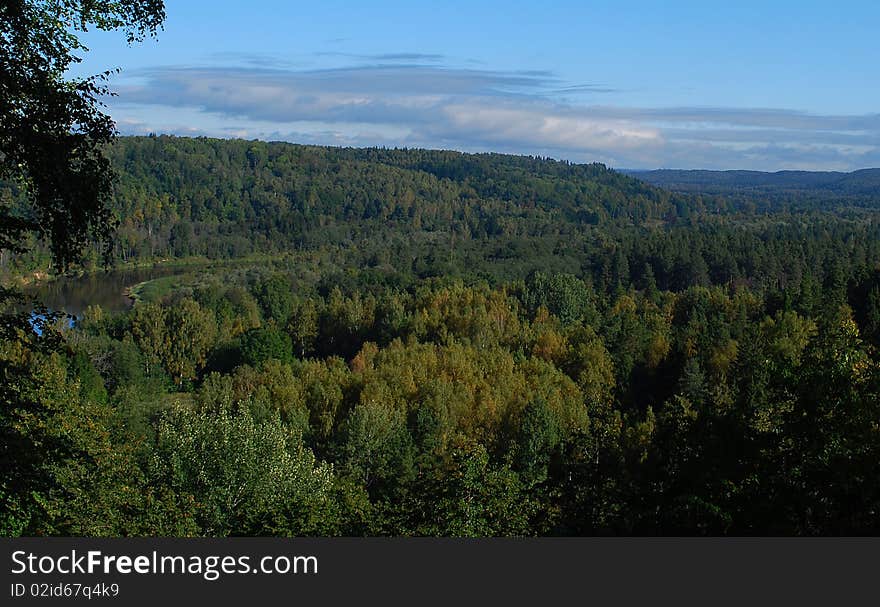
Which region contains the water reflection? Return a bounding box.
[22,265,188,318]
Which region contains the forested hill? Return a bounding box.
[629,168,880,196]
[4,134,724,275]
[110,135,694,230]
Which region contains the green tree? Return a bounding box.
[341,401,414,495]
[524,272,596,325]
[0,343,148,535]
[129,302,167,376]
[152,403,334,536]
[257,274,295,322]
[287,298,320,358]
[0,0,166,536]
[240,326,294,366]
[163,298,216,386]
[514,397,561,485]
[0,0,165,269]
[413,441,532,536]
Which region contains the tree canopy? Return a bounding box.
[0,0,165,269]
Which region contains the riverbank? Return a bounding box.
[2,269,51,289]
[5,252,291,287]
[126,272,194,305]
[10,253,294,317]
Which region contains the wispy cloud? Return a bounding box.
[109,59,880,170]
[315,51,446,63]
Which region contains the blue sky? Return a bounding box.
[75,1,880,170]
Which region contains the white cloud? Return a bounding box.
[107,61,880,170]
[440,103,662,151]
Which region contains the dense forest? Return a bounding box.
[630,168,880,214]
[2,136,880,535]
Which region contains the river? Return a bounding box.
[21,265,191,318]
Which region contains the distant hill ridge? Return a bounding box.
[627,168,880,195]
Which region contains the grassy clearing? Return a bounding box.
[128,273,192,304]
